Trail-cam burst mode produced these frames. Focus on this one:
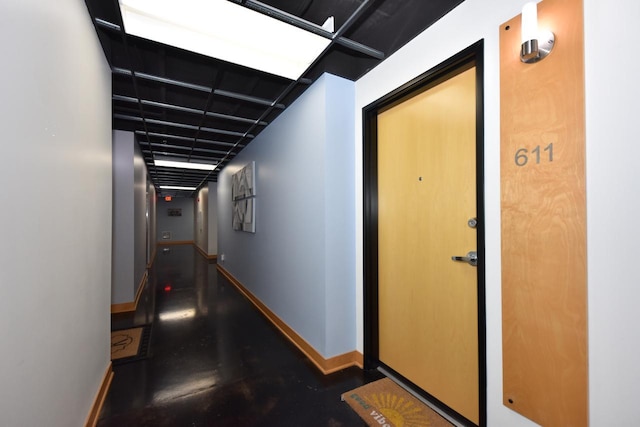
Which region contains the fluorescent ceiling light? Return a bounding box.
[119,0,331,80]
[155,159,216,170]
[160,185,197,191]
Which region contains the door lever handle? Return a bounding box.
[451,251,478,267]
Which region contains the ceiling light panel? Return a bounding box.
[119,0,331,80]
[159,186,198,191]
[155,159,216,170]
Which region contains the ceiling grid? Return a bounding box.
[84,0,464,197]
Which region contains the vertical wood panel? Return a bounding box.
[500,0,587,425]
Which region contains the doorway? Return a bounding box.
[363,41,486,427]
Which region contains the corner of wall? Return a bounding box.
[323,74,358,357]
[208,182,218,255]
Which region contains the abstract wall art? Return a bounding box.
[232,161,256,233]
[232,161,255,200]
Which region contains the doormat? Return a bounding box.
[111,325,151,365]
[342,378,453,427]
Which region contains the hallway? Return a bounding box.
[100,244,381,426]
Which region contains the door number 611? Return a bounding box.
[515,143,554,167]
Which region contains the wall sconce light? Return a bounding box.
[520,1,555,63]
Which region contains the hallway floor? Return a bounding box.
[99,244,382,426]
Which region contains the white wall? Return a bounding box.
[355,0,640,425]
[218,73,356,358]
[584,0,640,425]
[0,0,112,425]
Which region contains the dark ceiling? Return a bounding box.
[84,0,464,197]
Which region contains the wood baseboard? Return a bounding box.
[194,244,217,260]
[111,270,148,314]
[216,265,362,374]
[157,240,194,246]
[84,362,113,427]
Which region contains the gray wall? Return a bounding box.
[148,180,157,263]
[323,78,356,356]
[112,131,149,304]
[157,197,195,242]
[194,186,208,253]
[0,0,113,424]
[133,142,147,286]
[112,130,135,303]
[208,182,218,255]
[218,73,355,358]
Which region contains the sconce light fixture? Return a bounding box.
[520,1,555,63]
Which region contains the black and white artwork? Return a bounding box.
[232,198,255,233]
[232,161,255,201]
[231,161,256,233]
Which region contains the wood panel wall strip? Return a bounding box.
[157,240,195,246]
[84,362,113,427]
[216,265,362,374]
[110,301,134,314]
[500,0,587,425]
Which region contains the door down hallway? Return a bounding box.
[100,244,382,426]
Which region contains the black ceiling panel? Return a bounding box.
[84,0,465,196]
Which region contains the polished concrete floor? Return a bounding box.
[99,244,382,426]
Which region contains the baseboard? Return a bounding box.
[111,270,148,314]
[84,362,113,427]
[194,244,217,260]
[158,240,194,246]
[216,265,363,375]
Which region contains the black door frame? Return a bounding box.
[362,40,486,427]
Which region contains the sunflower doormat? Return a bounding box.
[342,378,453,427]
[110,326,151,365]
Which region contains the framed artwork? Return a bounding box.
[231,161,256,233]
[232,198,255,233]
[232,161,255,200]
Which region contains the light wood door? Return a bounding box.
[378,66,479,424]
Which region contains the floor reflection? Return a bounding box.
[99,244,381,426]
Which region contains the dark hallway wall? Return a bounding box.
[157,197,195,242]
